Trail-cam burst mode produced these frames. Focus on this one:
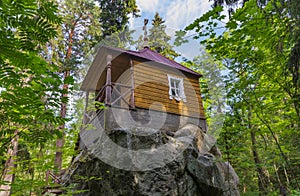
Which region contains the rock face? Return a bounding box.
[63,124,239,196]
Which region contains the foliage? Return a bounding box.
[99,26,137,49]
[186,0,300,194]
[0,0,63,194]
[0,0,62,154]
[136,12,179,59]
[148,12,179,59]
[97,0,139,39]
[173,30,189,47]
[45,0,101,76]
[182,49,226,136]
[0,0,140,193]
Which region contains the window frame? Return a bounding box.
[167,74,186,102]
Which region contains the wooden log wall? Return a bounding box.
[133,60,205,119]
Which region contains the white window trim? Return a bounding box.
[167,74,186,102]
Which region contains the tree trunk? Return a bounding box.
[54,21,76,171]
[54,70,69,171]
[248,109,270,194]
[0,131,19,196]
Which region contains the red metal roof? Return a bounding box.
[104,45,202,77]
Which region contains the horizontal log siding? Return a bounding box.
[133,61,205,118]
[135,65,201,86]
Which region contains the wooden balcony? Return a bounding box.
[83,54,135,125]
[83,82,134,125]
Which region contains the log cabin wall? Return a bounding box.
[133,60,205,119]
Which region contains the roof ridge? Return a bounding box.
[103,45,201,77]
[138,48,201,76]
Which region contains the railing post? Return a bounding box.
[83,91,89,124]
[105,54,112,106]
[130,58,135,108]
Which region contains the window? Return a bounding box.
[167,75,186,102]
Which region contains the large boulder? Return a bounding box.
[62,124,239,196]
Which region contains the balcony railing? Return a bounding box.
[83,56,134,125]
[83,82,133,125]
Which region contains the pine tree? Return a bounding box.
[182,48,226,136]
[147,12,179,59]
[49,0,102,171]
[97,0,139,39]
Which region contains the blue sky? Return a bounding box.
[131,0,212,30]
[128,0,213,61]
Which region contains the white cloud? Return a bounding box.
[136,0,160,13]
[163,0,213,60]
[130,0,213,60]
[133,0,212,31]
[165,0,212,30]
[128,13,135,29]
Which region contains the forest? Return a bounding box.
[0,0,299,195]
